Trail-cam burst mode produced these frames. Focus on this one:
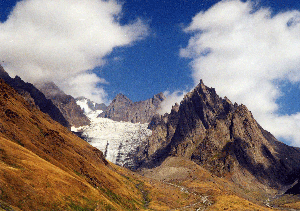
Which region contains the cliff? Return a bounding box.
[0,65,70,128]
[138,80,300,192]
[100,93,165,123]
[35,82,90,127]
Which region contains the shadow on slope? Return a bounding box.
[0,79,222,211]
[0,65,69,128]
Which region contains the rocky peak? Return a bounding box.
[114,93,132,102]
[36,81,65,97]
[178,80,234,133]
[112,93,133,107]
[35,82,90,128]
[100,92,165,123]
[0,65,11,80]
[171,103,180,113]
[137,79,300,192]
[0,66,70,128]
[152,92,166,103]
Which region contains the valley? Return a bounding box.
[0,66,299,210]
[1,0,300,210]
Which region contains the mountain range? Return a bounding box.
[35,82,90,127]
[0,65,300,210]
[137,80,300,193]
[0,77,205,210]
[100,92,165,123]
[0,66,70,128]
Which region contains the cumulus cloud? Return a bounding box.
[158,91,186,115]
[58,72,109,105]
[0,0,147,103]
[181,0,300,146]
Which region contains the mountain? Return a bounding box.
[137,80,300,193]
[100,92,165,123]
[35,82,90,127]
[73,98,151,169]
[0,75,293,210]
[76,96,107,114]
[0,65,69,128]
[0,78,218,210]
[80,92,166,167]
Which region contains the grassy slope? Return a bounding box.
[0,79,293,210]
[0,79,233,211]
[140,157,278,210]
[0,79,197,211]
[0,79,142,210]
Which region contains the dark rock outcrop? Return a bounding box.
[100,92,165,123]
[285,181,300,195]
[138,80,300,192]
[35,82,90,127]
[100,93,133,122]
[0,65,70,128]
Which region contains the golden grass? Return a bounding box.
[0,80,147,210]
[0,80,221,211]
[112,163,205,210]
[207,195,274,211]
[0,136,105,210]
[283,201,300,209]
[0,80,295,210]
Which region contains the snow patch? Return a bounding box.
[73,98,152,168]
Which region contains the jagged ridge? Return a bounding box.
[138,80,300,192]
[100,92,166,123]
[0,65,70,128]
[35,82,90,127]
[1,78,238,210]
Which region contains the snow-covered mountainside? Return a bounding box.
[76,96,107,114]
[72,97,152,168]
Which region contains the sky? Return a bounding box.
[1,0,300,147]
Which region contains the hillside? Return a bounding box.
[35,82,90,127]
[0,75,283,210]
[137,80,300,197]
[0,65,70,128]
[0,79,204,210]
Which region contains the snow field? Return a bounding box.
[72,98,152,167]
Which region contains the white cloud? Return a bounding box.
[263,113,300,147]
[0,0,147,103]
[181,0,300,146]
[58,73,109,105]
[158,91,186,115]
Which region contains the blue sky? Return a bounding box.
[98,0,220,101]
[100,0,300,102]
[1,0,300,146]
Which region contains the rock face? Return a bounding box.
[0,65,70,128]
[35,82,90,127]
[138,80,300,192]
[0,78,169,211]
[285,181,300,195]
[100,93,166,123]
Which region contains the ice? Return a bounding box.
[73,98,152,168]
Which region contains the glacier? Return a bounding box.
[72,97,152,168]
